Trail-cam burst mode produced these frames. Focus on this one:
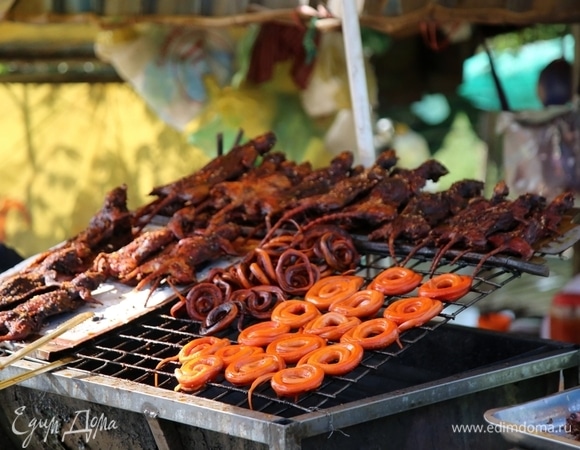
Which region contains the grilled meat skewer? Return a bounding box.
[0,271,106,342]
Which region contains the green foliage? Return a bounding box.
[361,27,391,56]
[489,24,570,51]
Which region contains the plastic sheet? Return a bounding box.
[498,104,580,200]
[95,24,235,130]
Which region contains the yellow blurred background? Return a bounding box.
[0,82,211,258]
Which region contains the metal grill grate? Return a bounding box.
[69,249,527,418]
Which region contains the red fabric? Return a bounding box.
[552,292,580,307]
[246,22,319,90]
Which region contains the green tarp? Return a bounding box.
[458,34,574,111]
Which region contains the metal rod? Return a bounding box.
[340,0,375,167]
[0,356,75,390]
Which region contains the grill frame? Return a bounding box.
[66,249,529,416]
[2,248,579,449]
[3,325,579,449]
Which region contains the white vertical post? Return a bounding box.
[340,0,375,167]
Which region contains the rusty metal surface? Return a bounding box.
[485,386,580,449]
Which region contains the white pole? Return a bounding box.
[340,0,375,167]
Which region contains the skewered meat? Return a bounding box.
[93,227,176,280]
[297,150,399,231]
[165,152,314,238]
[285,151,355,201]
[0,184,132,314]
[1,129,577,347]
[260,153,396,245]
[123,223,243,292]
[153,132,276,197]
[369,178,482,262]
[23,185,133,278]
[0,272,59,310]
[206,171,294,232]
[428,190,547,273]
[76,184,134,252]
[166,205,204,240]
[0,270,106,342]
[389,158,450,194]
[470,191,575,273]
[134,132,277,227]
[537,190,575,236]
[395,180,505,265]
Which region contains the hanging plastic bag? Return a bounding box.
[95,24,235,130]
[498,104,580,200]
[300,31,378,119]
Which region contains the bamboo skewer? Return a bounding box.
[0,356,76,390]
[0,311,94,370]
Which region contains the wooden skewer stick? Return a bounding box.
[0,356,76,390]
[0,311,94,370]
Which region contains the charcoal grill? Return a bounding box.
[0,249,579,449]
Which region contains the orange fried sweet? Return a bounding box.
[418,273,472,302]
[305,275,365,310]
[329,289,385,318]
[174,355,224,392]
[237,320,291,347]
[214,344,264,366]
[271,364,325,397]
[270,299,322,329]
[303,311,361,341]
[177,336,231,362]
[266,333,326,364]
[248,364,325,410]
[225,352,285,386]
[383,297,444,331]
[297,342,364,376]
[368,267,423,296]
[340,317,401,350]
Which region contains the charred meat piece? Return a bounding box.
[261,153,397,244]
[93,227,176,280]
[0,271,59,310]
[135,132,277,225]
[0,270,105,342]
[427,189,547,273]
[74,184,133,252]
[122,223,242,292]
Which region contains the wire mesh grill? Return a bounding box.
[69,248,527,418]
